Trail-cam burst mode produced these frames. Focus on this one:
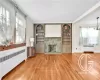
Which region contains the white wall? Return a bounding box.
[26,17,34,47]
[72,7,100,53]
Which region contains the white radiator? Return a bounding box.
[0,46,27,80]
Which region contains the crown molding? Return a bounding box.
[73,1,100,23]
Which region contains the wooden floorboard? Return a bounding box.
[2,53,100,80]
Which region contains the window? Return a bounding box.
[0,6,11,46]
[0,6,10,26]
[80,27,99,46]
[15,17,25,44]
[0,4,26,50]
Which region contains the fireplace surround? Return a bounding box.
[45,37,61,53]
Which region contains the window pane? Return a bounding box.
[81,28,88,38]
[2,8,6,23]
[0,7,2,16]
[88,28,99,45]
[0,6,11,46]
[6,10,9,19]
[2,8,5,17]
[19,20,23,26]
[16,17,25,44]
[0,7,2,24]
[16,23,18,28]
[16,17,18,23]
[6,10,10,26]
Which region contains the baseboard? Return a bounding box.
[72,52,83,54]
[62,53,72,54]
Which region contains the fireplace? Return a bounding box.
[48,44,56,52]
[45,37,61,53]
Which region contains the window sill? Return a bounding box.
[83,45,94,47]
[0,43,26,51]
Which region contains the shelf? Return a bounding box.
[62,37,71,39]
[36,31,44,33]
[37,41,44,42]
[36,35,44,37]
[62,41,71,42]
[36,33,44,36]
[37,37,44,39]
[37,39,44,41]
[62,42,71,45]
[62,35,71,37]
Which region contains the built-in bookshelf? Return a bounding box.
[35,24,45,43]
[62,24,71,44]
[62,24,72,53]
[34,24,45,53]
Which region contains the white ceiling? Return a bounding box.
[14,0,100,23]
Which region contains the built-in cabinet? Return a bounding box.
[34,24,45,53]
[62,24,72,53]
[34,24,72,53]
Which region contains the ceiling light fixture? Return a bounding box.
[96,17,100,30]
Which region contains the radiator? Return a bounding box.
[0,47,27,80]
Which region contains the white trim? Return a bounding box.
[73,1,100,23]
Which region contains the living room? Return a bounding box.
[0,0,100,80]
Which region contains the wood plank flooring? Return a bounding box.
[3,54,100,80]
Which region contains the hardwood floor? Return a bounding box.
[3,53,100,80]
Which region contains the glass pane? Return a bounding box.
[16,17,25,44]
[0,7,2,16]
[16,23,18,28]
[6,10,9,19]
[16,17,18,23]
[88,28,99,45]
[81,28,88,38]
[2,8,5,23]
[80,28,88,45]
[6,10,10,26]
[19,20,23,26]
[0,7,2,24]
[0,7,12,46]
[2,8,5,17]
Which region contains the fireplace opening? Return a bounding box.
[48,44,56,52]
